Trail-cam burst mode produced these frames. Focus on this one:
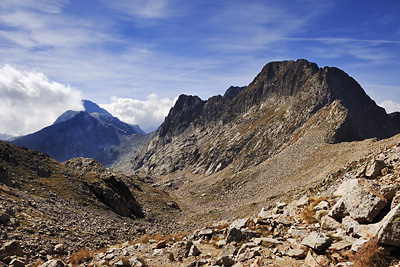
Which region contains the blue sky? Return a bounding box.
[0,0,400,135]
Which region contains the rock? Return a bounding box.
[114,260,125,267]
[380,184,399,200]
[392,191,400,210]
[54,243,65,254]
[171,241,193,260]
[9,259,25,267]
[342,216,380,239]
[365,159,385,178]
[226,227,258,244]
[320,215,342,231]
[314,201,329,211]
[304,251,330,267]
[39,259,66,267]
[276,201,287,209]
[229,218,248,230]
[155,240,167,249]
[288,226,310,239]
[287,248,306,259]
[253,237,282,246]
[188,244,200,257]
[301,232,331,252]
[332,180,351,198]
[257,208,274,219]
[329,241,352,251]
[214,244,238,266]
[377,202,400,247]
[350,239,368,252]
[197,228,214,238]
[336,262,354,267]
[296,195,309,207]
[0,240,23,260]
[329,179,386,223]
[328,199,347,221]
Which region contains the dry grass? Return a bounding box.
[70,249,94,266]
[353,237,394,267]
[139,231,188,244]
[300,195,329,224]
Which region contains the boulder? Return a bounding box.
[329,179,386,223]
[301,232,331,252]
[342,216,380,239]
[320,215,342,231]
[214,243,238,266]
[188,244,200,257]
[377,202,400,247]
[365,159,385,178]
[226,227,258,244]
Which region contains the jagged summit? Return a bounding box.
[127,59,400,176]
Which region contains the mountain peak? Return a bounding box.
[128,59,400,176]
[82,99,112,116]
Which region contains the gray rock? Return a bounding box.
[329,179,386,223]
[188,244,200,257]
[225,227,258,244]
[377,202,400,247]
[39,259,66,267]
[350,239,368,252]
[253,237,282,245]
[214,244,238,266]
[257,208,274,219]
[301,232,331,252]
[365,159,385,178]
[229,218,248,230]
[320,215,342,231]
[296,195,309,207]
[287,248,306,259]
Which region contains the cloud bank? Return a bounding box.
[379,100,400,114]
[0,65,83,136]
[101,94,177,132]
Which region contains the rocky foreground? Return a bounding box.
[2,142,400,266]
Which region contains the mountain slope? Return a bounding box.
[125,59,400,176]
[10,100,148,166]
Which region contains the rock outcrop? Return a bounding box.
[127,59,400,176]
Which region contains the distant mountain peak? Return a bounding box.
[82,99,112,116]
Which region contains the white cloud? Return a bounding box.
[104,0,171,19]
[379,100,400,114]
[100,94,177,131]
[0,65,83,136]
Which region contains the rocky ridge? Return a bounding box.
[126,59,400,177]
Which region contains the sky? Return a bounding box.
[0,0,400,135]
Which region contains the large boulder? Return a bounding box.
[328,179,386,223]
[301,232,331,252]
[377,202,400,247]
